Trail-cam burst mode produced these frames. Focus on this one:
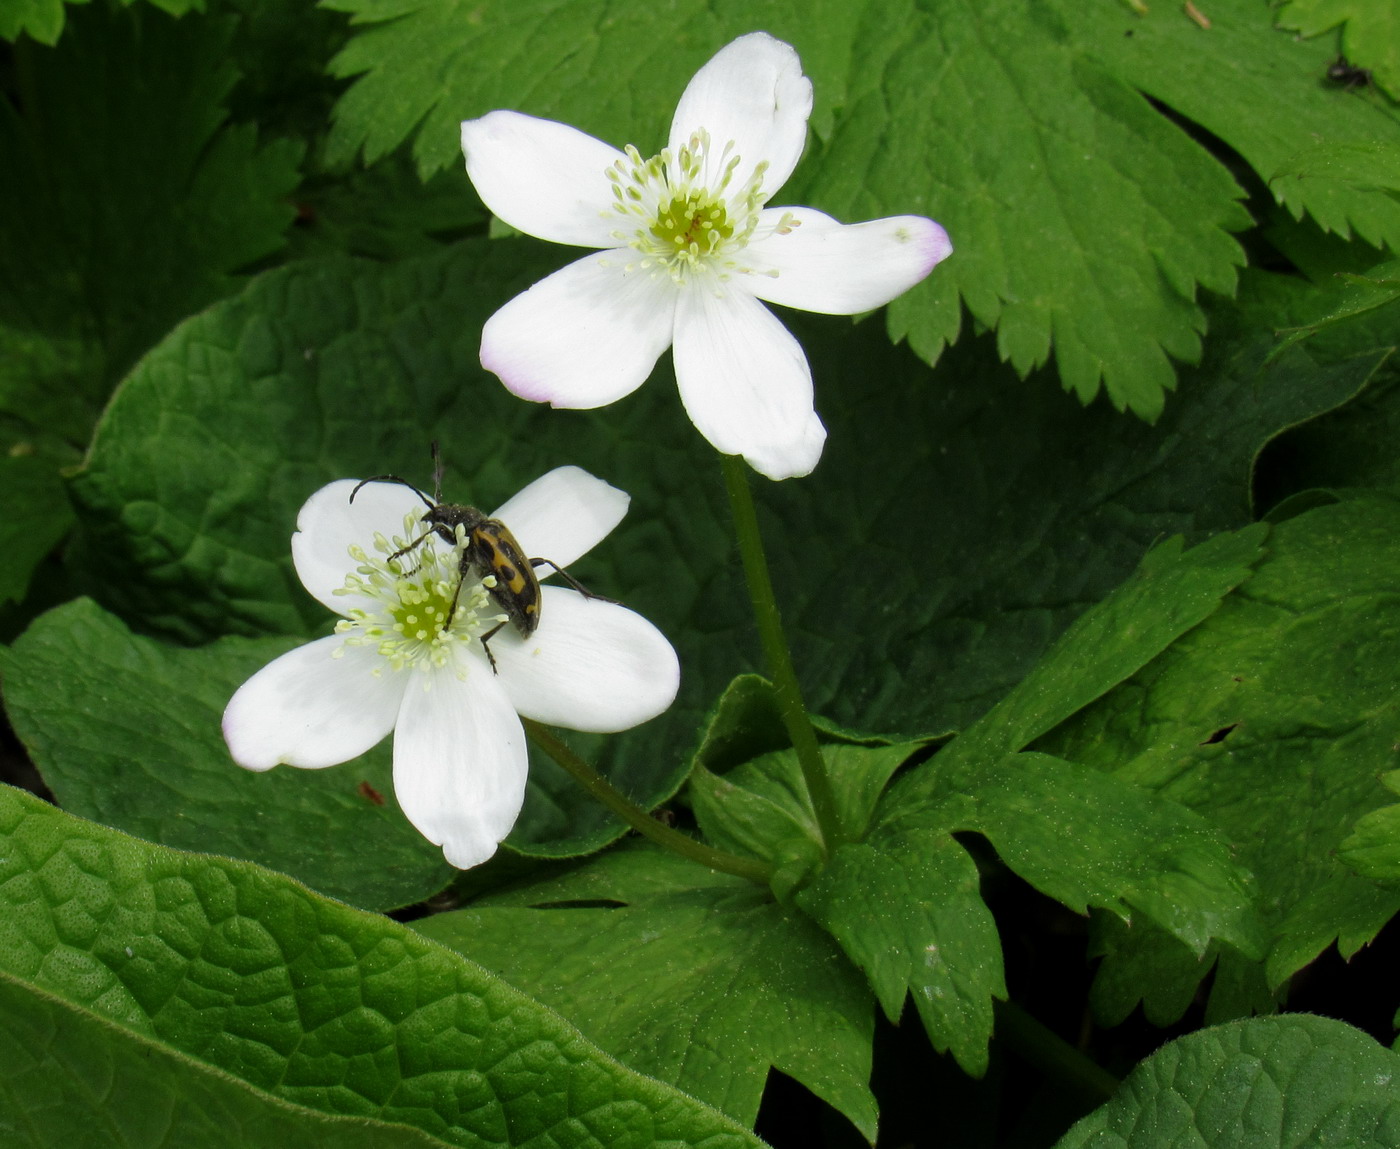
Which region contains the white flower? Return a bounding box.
[222,466,680,869]
[460,31,952,481]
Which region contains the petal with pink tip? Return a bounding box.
[481,251,677,408]
[672,281,826,480]
[461,111,623,247]
[744,208,953,315]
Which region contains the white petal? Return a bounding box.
[481,251,677,408]
[669,33,813,198]
[461,111,623,247]
[493,589,679,733]
[393,665,528,869]
[672,281,827,480]
[744,208,953,314]
[222,637,404,771]
[292,478,430,614]
[490,466,629,570]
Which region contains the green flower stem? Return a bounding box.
[993,1001,1120,1103]
[522,718,774,885]
[720,454,843,851]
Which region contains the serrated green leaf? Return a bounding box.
[1277,0,1400,99]
[1038,495,1400,1007]
[0,2,301,441]
[416,843,877,1141]
[0,598,455,911]
[799,823,1002,1076]
[0,782,764,1149]
[0,971,457,1149]
[1055,1015,1400,1149]
[1061,0,1400,254]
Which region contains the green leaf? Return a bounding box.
[1038,494,1400,1007]
[0,454,74,605]
[1055,1014,1400,1148]
[416,842,878,1140]
[1277,0,1400,99]
[0,598,456,911]
[0,782,764,1149]
[0,2,301,441]
[799,823,1002,1076]
[0,971,457,1149]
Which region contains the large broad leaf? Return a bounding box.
[416,843,878,1141]
[0,0,205,45]
[1055,1014,1400,1148]
[0,782,764,1149]
[1036,494,1400,1021]
[321,0,1399,415]
[0,598,455,911]
[0,2,302,442]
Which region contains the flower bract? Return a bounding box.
[461,31,952,481]
[222,466,680,869]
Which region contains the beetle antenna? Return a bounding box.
[350,474,436,509]
[430,440,445,504]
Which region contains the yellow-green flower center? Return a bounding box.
[604,129,795,285]
[331,514,504,677]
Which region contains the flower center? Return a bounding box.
[331,513,504,677]
[605,129,797,285]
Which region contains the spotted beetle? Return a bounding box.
[350,446,610,672]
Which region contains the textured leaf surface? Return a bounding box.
[0,598,455,911]
[799,530,1266,1074]
[0,783,764,1149]
[321,0,1398,414]
[0,972,455,1149]
[0,2,301,441]
[417,843,878,1140]
[1038,495,1400,1014]
[1055,1014,1400,1149]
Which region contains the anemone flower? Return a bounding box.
[461,31,952,481]
[223,466,679,869]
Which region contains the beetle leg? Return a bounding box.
[478,620,505,674]
[529,558,617,604]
